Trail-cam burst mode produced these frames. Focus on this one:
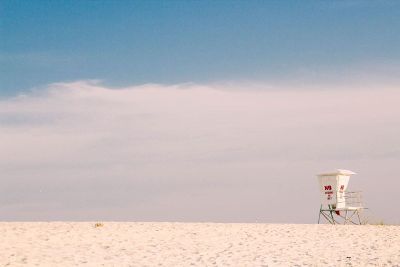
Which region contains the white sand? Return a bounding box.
[0,222,399,266]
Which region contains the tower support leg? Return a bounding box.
[357,210,362,225]
[318,205,322,224]
[329,205,335,225]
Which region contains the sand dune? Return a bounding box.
[0,222,399,266]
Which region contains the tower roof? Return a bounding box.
[317,169,356,176]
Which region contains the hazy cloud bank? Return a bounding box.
[1,81,399,222]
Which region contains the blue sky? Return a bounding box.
[1,0,400,95]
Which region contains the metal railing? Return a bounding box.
[336,191,364,208]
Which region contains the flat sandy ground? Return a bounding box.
[0,223,399,266]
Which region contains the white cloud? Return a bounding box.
[1,81,399,223]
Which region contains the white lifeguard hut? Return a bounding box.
[317,169,365,225]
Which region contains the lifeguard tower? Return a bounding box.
[317,169,365,225]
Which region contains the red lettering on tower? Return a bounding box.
[324,185,332,190]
